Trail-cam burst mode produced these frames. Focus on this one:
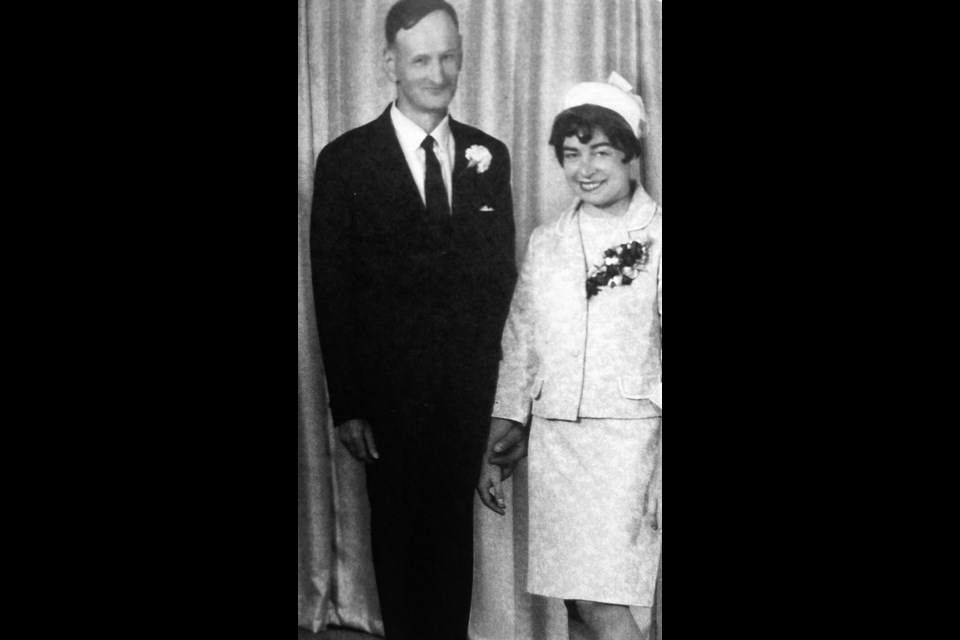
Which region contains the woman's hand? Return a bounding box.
[488,423,529,480]
[478,417,527,515]
[477,463,507,515]
[484,418,528,479]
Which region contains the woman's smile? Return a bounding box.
[578,180,606,193]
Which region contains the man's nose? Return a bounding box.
[427,58,444,84]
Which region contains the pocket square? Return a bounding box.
[479,205,495,212]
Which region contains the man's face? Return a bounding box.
[385,10,462,119]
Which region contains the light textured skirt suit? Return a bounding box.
[492,188,662,606]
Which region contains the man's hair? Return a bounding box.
[549,105,642,165]
[385,0,459,47]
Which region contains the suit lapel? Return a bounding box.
[372,107,428,220]
[450,119,474,217]
[451,119,470,178]
[562,206,590,311]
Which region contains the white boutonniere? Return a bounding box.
[465,145,492,174]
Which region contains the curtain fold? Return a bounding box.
[638,0,663,205]
[298,192,333,631]
[299,1,662,636]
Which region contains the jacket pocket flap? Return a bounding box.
[619,375,660,400]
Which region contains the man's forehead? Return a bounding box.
[394,10,460,48]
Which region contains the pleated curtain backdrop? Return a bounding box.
[298,1,663,637]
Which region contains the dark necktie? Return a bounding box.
[421,135,451,221]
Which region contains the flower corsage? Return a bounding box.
[464,145,492,173]
[586,241,649,298]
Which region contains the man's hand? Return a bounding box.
[488,422,529,481]
[477,463,506,515]
[337,419,379,463]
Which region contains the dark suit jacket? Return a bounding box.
[311,106,517,429]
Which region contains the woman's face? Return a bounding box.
[561,130,632,211]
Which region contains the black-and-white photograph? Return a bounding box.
[299,2,662,638]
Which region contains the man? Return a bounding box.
[310,1,517,638]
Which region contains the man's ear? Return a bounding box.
[456,35,464,71]
[383,46,397,82]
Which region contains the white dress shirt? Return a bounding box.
[390,102,455,211]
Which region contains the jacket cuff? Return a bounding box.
[650,381,663,411]
[491,395,531,427]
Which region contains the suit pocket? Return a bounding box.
[618,375,661,400]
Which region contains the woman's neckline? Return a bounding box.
[578,193,634,220]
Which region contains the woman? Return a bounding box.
[478,73,662,640]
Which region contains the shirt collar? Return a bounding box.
[390,102,453,154]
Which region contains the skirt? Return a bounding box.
[527,416,662,606]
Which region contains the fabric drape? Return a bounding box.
[298,1,662,637]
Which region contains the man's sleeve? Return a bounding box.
[482,140,518,349]
[310,145,365,425]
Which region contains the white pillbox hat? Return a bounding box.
[562,71,647,138]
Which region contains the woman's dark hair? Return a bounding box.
[385,0,459,47]
[549,105,642,165]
